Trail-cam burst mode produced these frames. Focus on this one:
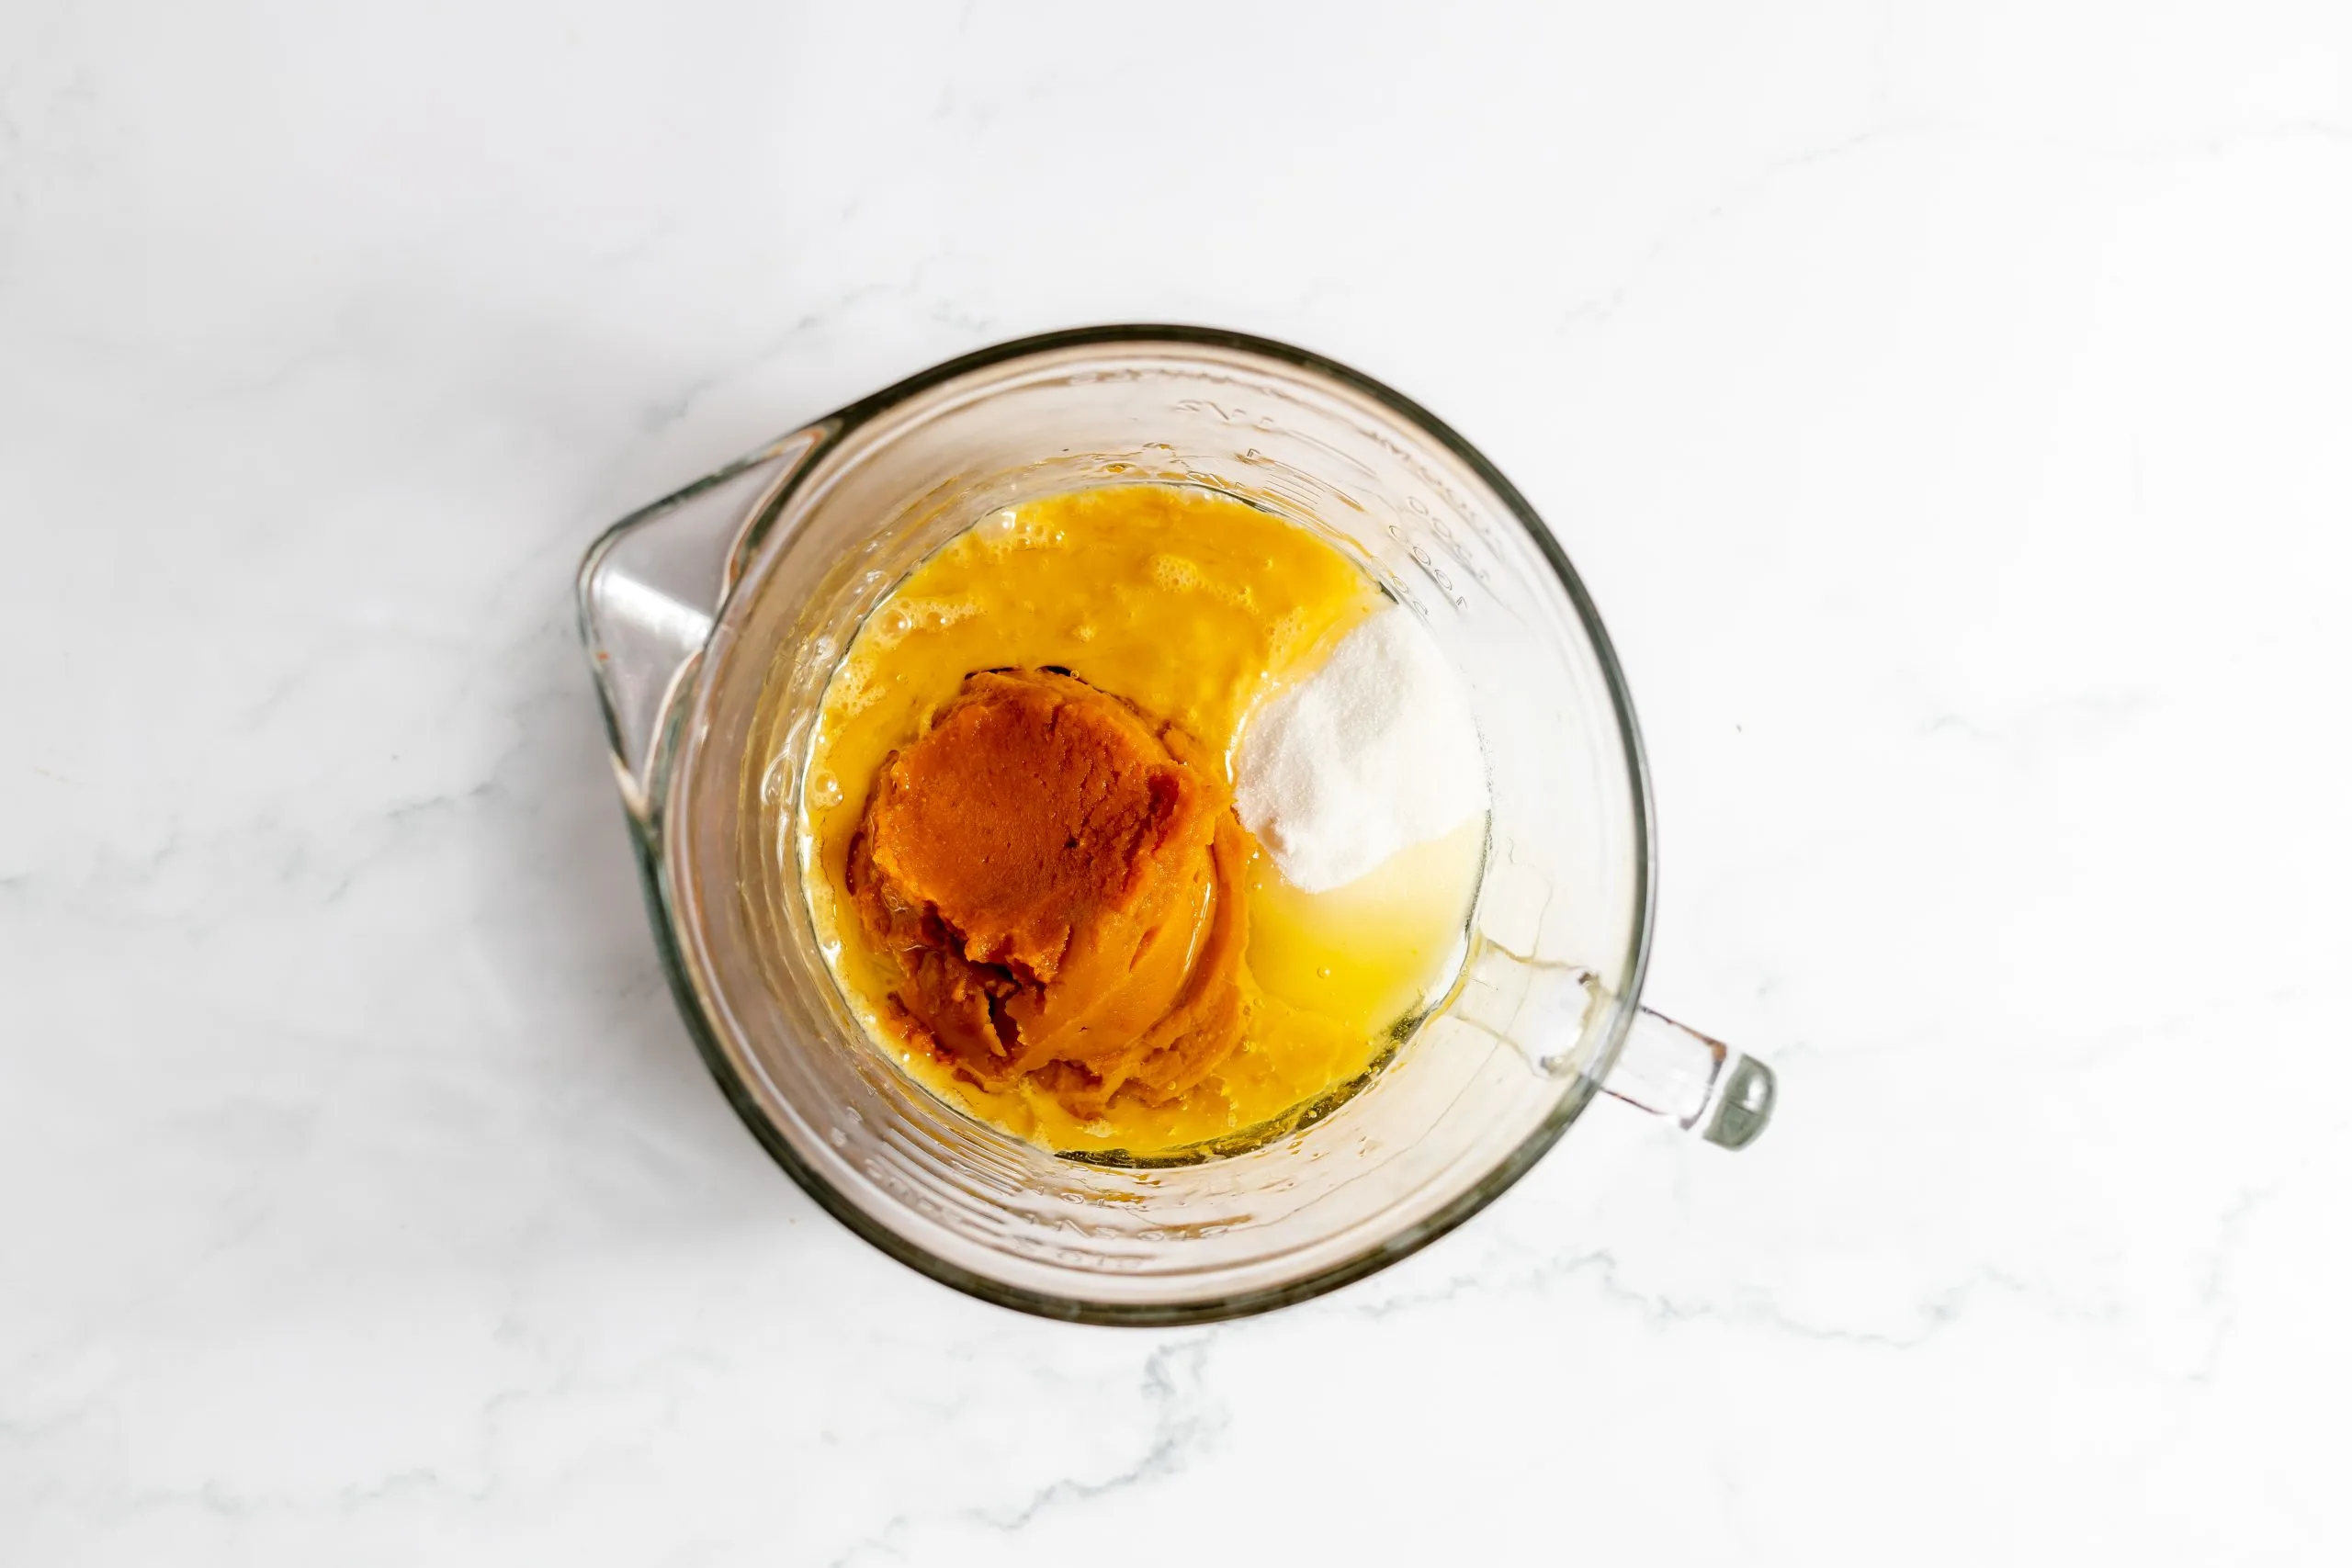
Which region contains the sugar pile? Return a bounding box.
[1235,604,1488,893]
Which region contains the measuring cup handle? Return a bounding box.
[1601,1008,1777,1150]
[575,425,828,821]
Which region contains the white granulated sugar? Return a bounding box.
[1235,603,1488,894]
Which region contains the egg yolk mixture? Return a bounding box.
[799,483,1484,1156]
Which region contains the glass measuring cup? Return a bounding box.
[578,326,1775,1324]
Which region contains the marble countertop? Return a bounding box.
[6,3,2349,1562]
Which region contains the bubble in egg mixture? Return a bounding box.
[1148,553,1202,592]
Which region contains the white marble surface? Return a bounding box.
[6,2,2350,1562]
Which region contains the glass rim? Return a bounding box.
[638,323,1657,1325]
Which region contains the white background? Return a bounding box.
[6,3,2350,1562]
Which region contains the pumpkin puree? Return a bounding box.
[846,669,1248,1114]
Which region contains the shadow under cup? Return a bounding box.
[640,331,1650,1324]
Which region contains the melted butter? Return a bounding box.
[1246,816,1487,1038]
[798,482,1486,1156]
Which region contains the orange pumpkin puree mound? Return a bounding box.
[844,667,1249,1117]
